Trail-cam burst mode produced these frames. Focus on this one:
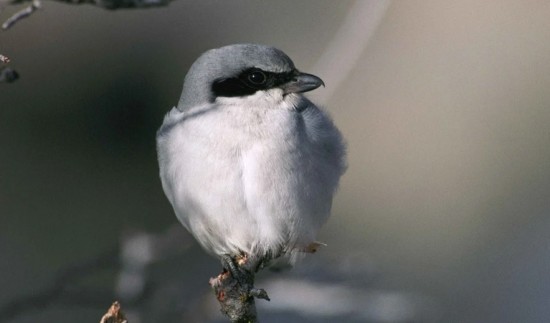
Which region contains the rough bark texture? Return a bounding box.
[99,301,128,323]
[209,256,270,323]
[210,271,257,323]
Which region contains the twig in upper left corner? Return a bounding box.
[2,0,41,30]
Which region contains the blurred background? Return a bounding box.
[2,0,550,322]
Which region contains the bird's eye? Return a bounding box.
[247,71,267,85]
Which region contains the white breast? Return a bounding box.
[156,90,346,263]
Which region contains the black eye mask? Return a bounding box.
[211,68,297,99]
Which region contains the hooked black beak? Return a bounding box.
[281,72,325,94]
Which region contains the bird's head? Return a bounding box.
[177,44,324,111]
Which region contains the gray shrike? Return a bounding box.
[157,44,346,270]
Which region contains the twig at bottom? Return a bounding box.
[99,301,128,323]
[209,256,270,323]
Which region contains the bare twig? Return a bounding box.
[1,0,40,30]
[50,0,172,10]
[0,0,171,31]
[210,271,258,323]
[0,0,173,83]
[99,301,128,323]
[209,256,270,323]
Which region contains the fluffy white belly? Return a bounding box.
[157,96,344,262]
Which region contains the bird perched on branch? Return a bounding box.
[157,44,346,273]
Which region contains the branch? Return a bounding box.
[0,0,174,81]
[1,0,40,30]
[58,0,173,10]
[99,301,128,323]
[209,256,270,323]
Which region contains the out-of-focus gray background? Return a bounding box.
[2,0,550,322]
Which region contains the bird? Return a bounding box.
[156,44,346,273]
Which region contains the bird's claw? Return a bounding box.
[250,288,270,301]
[221,254,249,286]
[220,254,270,301]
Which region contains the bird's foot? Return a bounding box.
[220,254,249,286]
[250,288,270,301]
[216,254,270,301]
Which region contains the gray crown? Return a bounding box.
[177,44,296,111]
